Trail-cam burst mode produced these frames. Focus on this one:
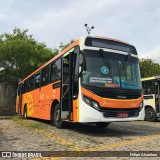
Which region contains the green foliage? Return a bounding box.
[0,28,58,81]
[59,39,74,51]
[1,28,160,82]
[140,58,160,78]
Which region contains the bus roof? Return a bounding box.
[19,39,80,84]
[94,36,129,45]
[19,36,133,84]
[141,75,160,81]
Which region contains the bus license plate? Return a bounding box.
[117,112,128,118]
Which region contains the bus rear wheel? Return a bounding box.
[53,104,64,128]
[96,122,110,128]
[145,108,157,122]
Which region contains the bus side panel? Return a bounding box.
[30,88,39,118]
[20,90,34,117]
[143,94,156,110]
[39,83,60,120]
[49,82,61,119]
[19,82,61,120]
[39,85,47,119]
[36,82,61,120]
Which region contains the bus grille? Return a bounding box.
[97,91,141,99]
[82,85,143,99]
[102,108,140,118]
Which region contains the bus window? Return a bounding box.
[50,59,61,82]
[155,81,160,95]
[28,76,34,91]
[41,66,49,86]
[142,81,153,94]
[35,72,41,89]
[24,80,28,93]
[17,85,20,96]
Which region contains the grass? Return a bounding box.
[12,114,22,121]
[12,115,47,130]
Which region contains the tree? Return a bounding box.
[0,28,58,81]
[59,39,74,51]
[140,58,160,78]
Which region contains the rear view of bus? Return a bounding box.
[77,36,144,126]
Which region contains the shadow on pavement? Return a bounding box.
[25,117,160,138]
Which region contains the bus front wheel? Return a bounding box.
[96,122,110,128]
[145,108,157,122]
[53,104,64,128]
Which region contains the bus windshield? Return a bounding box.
[82,50,142,89]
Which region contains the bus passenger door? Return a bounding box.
[60,50,74,120]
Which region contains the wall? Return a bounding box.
[0,81,17,116]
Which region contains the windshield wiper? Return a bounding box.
[122,53,131,70]
[99,49,112,76]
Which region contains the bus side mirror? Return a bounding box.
[79,53,84,77]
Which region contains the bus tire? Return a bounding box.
[96,122,110,128]
[23,105,28,119]
[145,108,157,122]
[53,104,64,128]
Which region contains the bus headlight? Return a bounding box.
[83,96,91,105]
[139,101,143,111]
[82,95,100,110]
[92,101,100,110]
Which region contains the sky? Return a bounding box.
[0,0,160,62]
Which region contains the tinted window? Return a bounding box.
[50,59,61,82]
[41,66,49,86]
[82,50,142,89]
[17,85,20,96]
[21,80,28,93]
[28,76,34,91]
[142,81,153,94]
[35,72,41,89]
[85,37,137,55]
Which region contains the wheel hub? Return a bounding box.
[147,111,153,118]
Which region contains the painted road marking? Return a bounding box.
[83,134,160,151]
[33,132,160,159]
[36,129,81,151]
[17,120,160,159]
[17,119,81,151]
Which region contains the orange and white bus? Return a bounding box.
[16,36,144,128]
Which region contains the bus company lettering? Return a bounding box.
[90,77,112,83]
[24,93,33,116]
